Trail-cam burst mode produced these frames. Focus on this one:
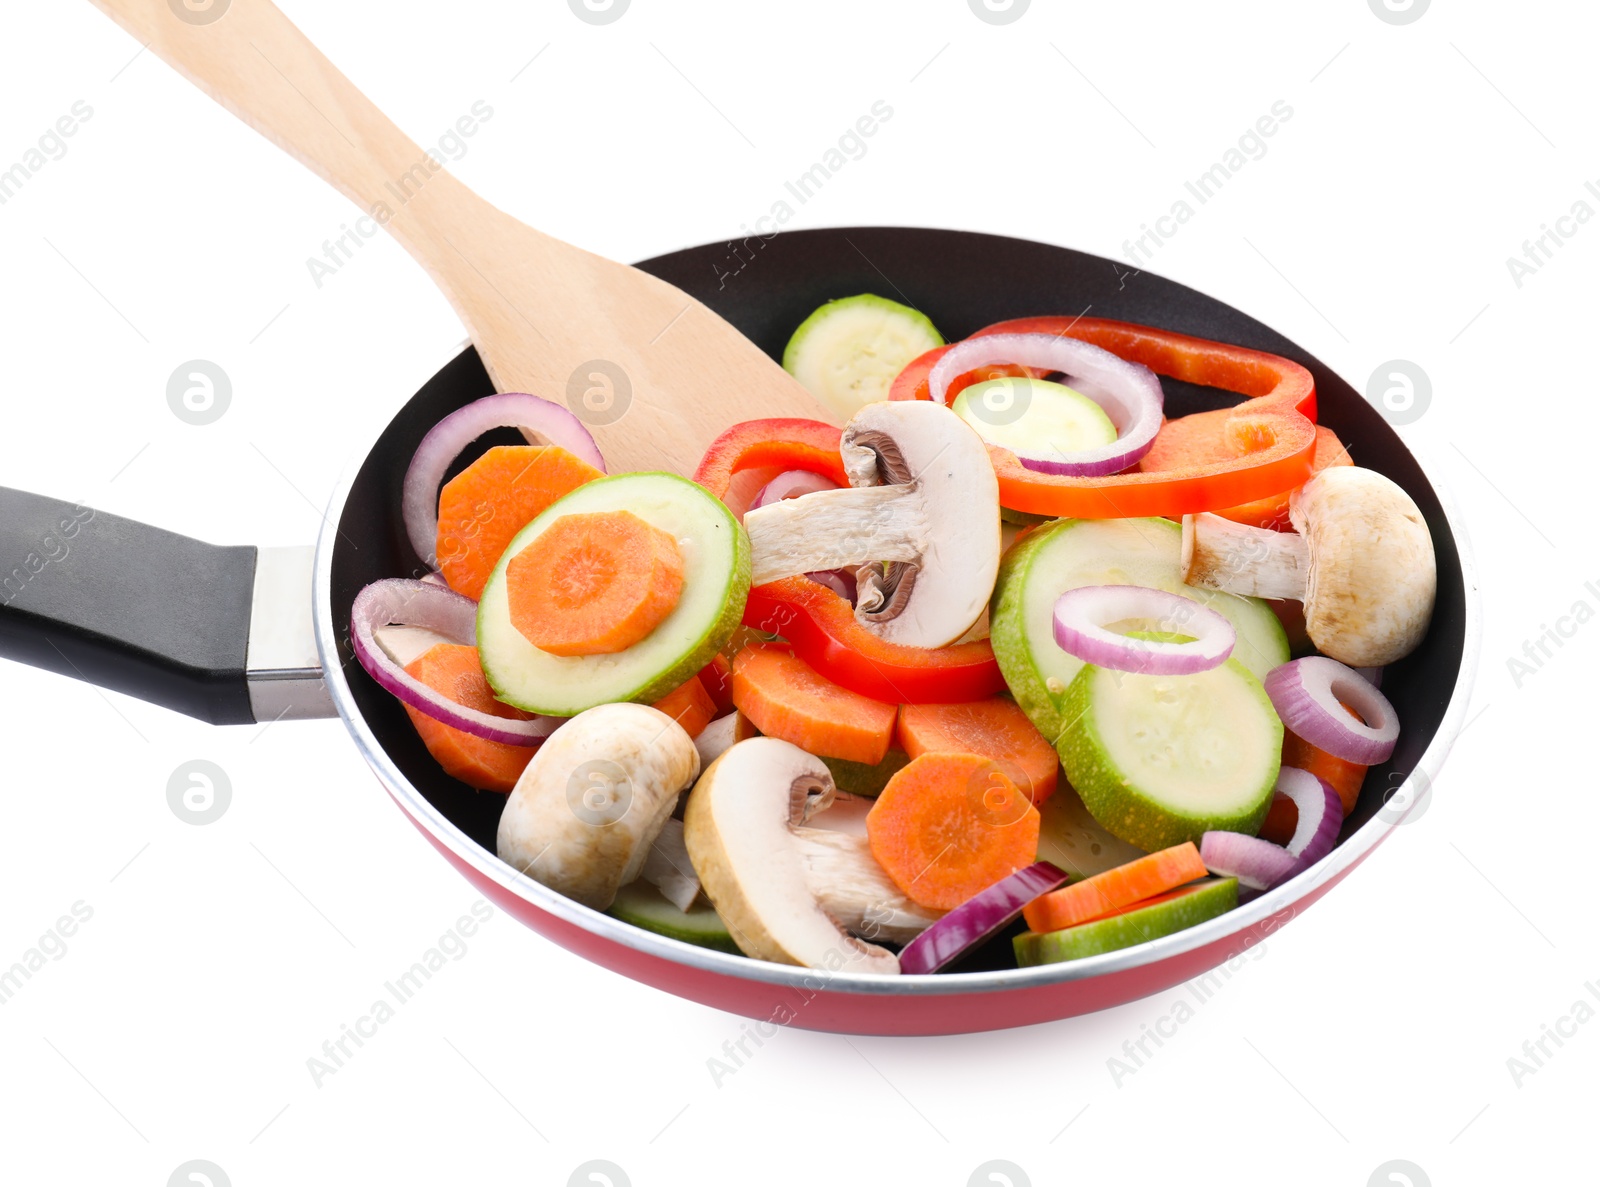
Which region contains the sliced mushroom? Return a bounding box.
[791,827,944,946]
[691,710,758,771]
[683,737,900,973]
[497,703,700,910]
[741,400,1001,648]
[1181,467,1436,667]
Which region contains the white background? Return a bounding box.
[0,1,1594,1184]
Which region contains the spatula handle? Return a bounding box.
[89,0,493,284]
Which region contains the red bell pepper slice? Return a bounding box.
[744,578,1005,704]
[693,419,1006,704]
[889,316,1319,519]
[691,417,848,518]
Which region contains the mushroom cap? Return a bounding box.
[1291,467,1436,667]
[840,400,1002,648]
[683,737,900,974]
[496,703,699,910]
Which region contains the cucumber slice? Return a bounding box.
[999,506,1053,527]
[1014,878,1238,966]
[782,293,943,421]
[988,517,1289,744]
[1036,781,1149,878]
[609,881,741,955]
[953,378,1117,460]
[822,748,910,798]
[1058,658,1282,851]
[477,473,750,715]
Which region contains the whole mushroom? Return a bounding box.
[684,737,913,973]
[741,400,1001,649]
[497,703,700,910]
[1180,466,1436,667]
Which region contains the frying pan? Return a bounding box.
[0,226,1477,1035]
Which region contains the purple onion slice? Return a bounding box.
[1051,585,1235,675]
[350,578,558,746]
[1199,831,1299,892]
[898,861,1069,974]
[927,332,1164,476]
[401,393,606,568]
[1264,656,1399,765]
[749,468,840,509]
[1277,766,1342,865]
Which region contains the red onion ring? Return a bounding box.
[1277,767,1342,865]
[1051,585,1235,675]
[350,578,558,746]
[748,470,856,604]
[1199,830,1298,892]
[899,862,1069,974]
[1202,766,1343,896]
[806,569,856,602]
[749,468,840,509]
[1264,657,1399,765]
[401,393,607,568]
[927,332,1164,476]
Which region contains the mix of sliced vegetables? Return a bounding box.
[352,291,1438,979]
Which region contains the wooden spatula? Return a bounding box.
[90,0,836,475]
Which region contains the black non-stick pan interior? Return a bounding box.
[331,227,1467,873]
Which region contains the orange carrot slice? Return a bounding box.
[897,697,1059,805]
[402,643,537,793]
[730,644,896,764]
[436,445,603,600]
[507,510,685,657]
[866,752,1041,910]
[1021,842,1207,933]
[651,674,718,739]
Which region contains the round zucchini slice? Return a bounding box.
[477,472,750,716]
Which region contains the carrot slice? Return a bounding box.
[436,445,603,599]
[1021,843,1207,933]
[897,697,1059,805]
[507,510,685,657]
[730,644,896,764]
[651,674,718,739]
[866,753,1041,910]
[402,643,537,793]
[697,653,735,716]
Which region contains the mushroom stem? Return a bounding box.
[1181,512,1309,600]
[792,828,944,945]
[743,483,924,586]
[737,400,1001,650]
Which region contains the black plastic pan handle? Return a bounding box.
[0,487,329,725]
